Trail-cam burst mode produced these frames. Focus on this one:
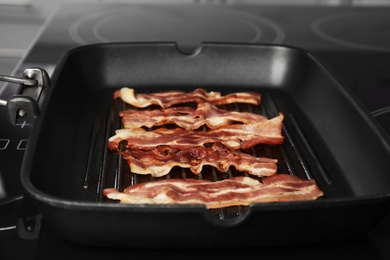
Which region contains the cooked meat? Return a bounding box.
[114,87,261,108]
[106,88,324,208]
[108,113,284,151]
[120,142,278,177]
[120,102,268,130]
[103,174,324,209]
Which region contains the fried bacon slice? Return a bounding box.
[108,113,284,151]
[114,87,261,108]
[120,143,278,177]
[103,174,324,209]
[120,102,268,130]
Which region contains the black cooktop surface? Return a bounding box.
[1,3,390,260]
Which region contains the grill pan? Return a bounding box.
[10,42,390,248]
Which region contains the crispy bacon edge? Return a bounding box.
[103,174,324,209]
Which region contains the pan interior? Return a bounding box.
[24,43,390,221]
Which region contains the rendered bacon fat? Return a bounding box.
[114,87,261,108]
[120,143,278,177]
[108,113,284,151]
[120,102,268,130]
[103,174,324,209]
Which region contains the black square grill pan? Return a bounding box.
[18,42,390,248]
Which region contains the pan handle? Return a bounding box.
[0,68,50,127]
[0,74,37,87]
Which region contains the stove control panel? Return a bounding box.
[0,83,31,200]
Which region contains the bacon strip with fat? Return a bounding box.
[108,113,284,151]
[120,143,278,177]
[120,102,268,130]
[103,174,324,209]
[114,88,261,108]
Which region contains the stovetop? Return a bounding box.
[1,2,390,259]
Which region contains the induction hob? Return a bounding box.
[1,2,390,260]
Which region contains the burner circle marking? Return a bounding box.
[69,6,285,45]
[311,13,390,52]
